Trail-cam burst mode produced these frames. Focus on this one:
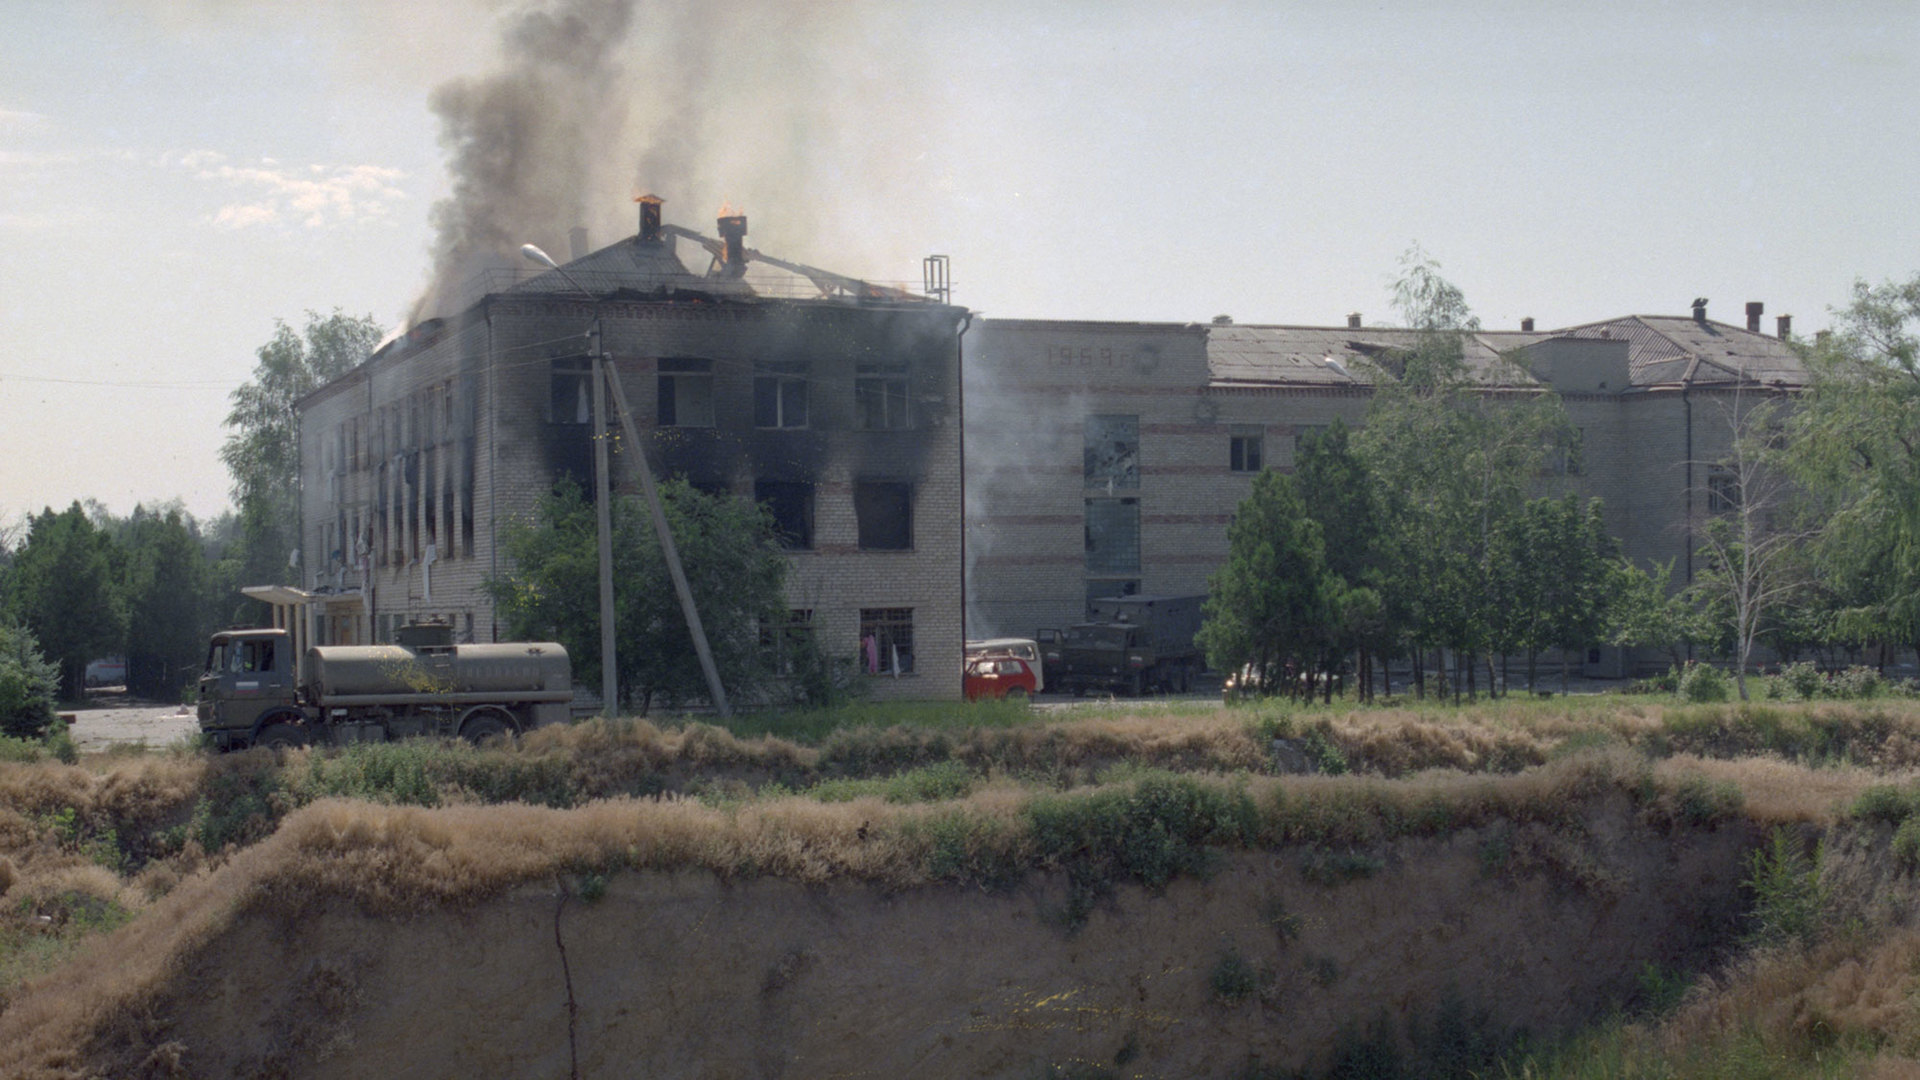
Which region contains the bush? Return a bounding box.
[1677,661,1731,703]
[0,622,58,739]
[1744,827,1827,947]
[1830,665,1884,700]
[1774,660,1825,701]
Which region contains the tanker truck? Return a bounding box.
[196,620,572,750]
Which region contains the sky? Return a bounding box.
[2,0,1916,529]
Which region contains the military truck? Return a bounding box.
[197,620,573,750]
[1043,594,1206,696]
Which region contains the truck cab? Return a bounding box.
[198,629,298,748]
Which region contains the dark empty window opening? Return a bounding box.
[855,481,912,551]
[658,358,715,427]
[1084,414,1139,490]
[551,359,592,424]
[755,480,816,550]
[1707,468,1741,514]
[1085,497,1141,574]
[1230,428,1263,473]
[860,608,914,675]
[856,364,911,430]
[754,364,809,429]
[760,609,815,675]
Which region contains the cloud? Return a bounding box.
[182,156,409,230]
[0,108,48,134]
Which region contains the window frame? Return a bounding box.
[657,357,716,428]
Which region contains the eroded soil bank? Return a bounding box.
[140,799,1753,1079]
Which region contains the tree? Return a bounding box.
[1354,247,1574,699]
[3,503,125,700]
[0,621,58,739]
[1198,469,1336,699]
[1694,391,1802,700]
[489,479,789,714]
[1294,422,1392,700]
[120,506,214,700]
[1608,558,1709,671]
[220,309,383,612]
[1787,272,1920,660]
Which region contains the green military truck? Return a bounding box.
[198,620,572,750]
[1042,594,1206,697]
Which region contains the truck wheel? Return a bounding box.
[462,713,515,746]
[256,722,306,751]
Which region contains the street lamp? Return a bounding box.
[521,244,618,716]
[518,243,732,718]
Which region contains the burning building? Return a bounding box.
[963,304,1808,677]
[295,200,969,701]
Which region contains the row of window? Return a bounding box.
[756,479,913,551]
[761,608,915,675]
[1085,416,1584,478]
[556,359,913,431]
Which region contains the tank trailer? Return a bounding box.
[197,620,572,750]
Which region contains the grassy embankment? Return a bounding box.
[5,692,1920,1076]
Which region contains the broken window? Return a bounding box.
[859,608,914,675]
[1084,497,1141,574]
[1229,426,1263,473]
[550,359,592,424]
[658,358,714,427]
[754,362,809,428]
[855,481,912,551]
[1708,468,1741,514]
[1084,415,1139,490]
[755,480,815,550]
[855,363,911,430]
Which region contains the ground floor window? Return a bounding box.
[859,608,914,675]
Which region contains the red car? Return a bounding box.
[965,655,1038,702]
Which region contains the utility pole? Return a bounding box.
[590,336,618,715]
[604,367,731,718]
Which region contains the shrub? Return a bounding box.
[1209,948,1263,1004]
[1777,661,1825,701]
[0,622,58,740]
[1893,817,1920,873]
[1830,666,1884,701]
[1677,662,1731,704]
[1744,827,1827,947]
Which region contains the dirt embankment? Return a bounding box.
[29,795,1756,1079]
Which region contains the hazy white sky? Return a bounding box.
[2,0,1915,526]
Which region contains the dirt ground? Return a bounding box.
[58,689,200,752]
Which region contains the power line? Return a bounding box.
[0,372,233,390]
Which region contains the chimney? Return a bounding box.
[1521,317,1535,332]
[636,194,663,243]
[1777,314,1792,340]
[1692,298,1709,323]
[568,226,589,262]
[1347,312,1362,329]
[717,212,748,278]
[1746,301,1763,333]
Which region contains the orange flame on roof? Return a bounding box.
[717,200,743,218]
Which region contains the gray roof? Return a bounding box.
[1204,315,1807,392]
[506,234,756,300]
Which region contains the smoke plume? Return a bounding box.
[413,0,936,323]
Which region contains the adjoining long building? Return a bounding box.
[293,198,1806,697]
[962,304,1807,676]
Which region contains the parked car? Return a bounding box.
[965,637,1044,692]
[965,655,1038,702]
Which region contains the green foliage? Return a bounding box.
[489,477,788,715]
[118,505,214,701]
[1892,817,1920,872]
[1677,662,1732,703]
[0,621,58,739]
[1199,469,1336,693]
[1300,848,1385,886]
[4,503,125,700]
[1209,947,1265,1004]
[190,761,287,853]
[1299,726,1349,775]
[811,760,977,804]
[43,715,76,764]
[1743,827,1827,947]
[1634,961,1693,1016]
[219,310,382,616]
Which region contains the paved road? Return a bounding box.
[57,693,200,752]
